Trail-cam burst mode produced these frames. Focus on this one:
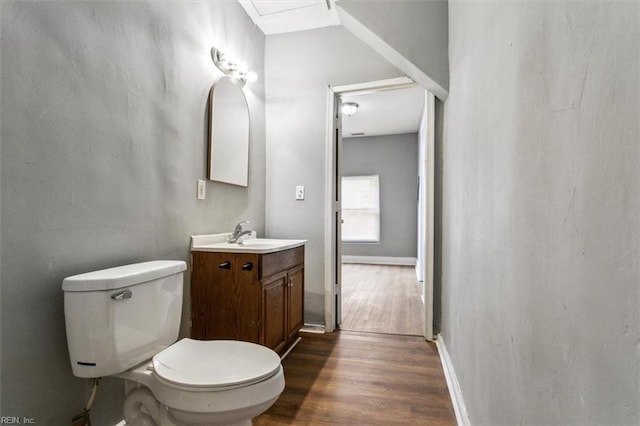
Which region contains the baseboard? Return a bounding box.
[280,336,301,360]
[435,335,471,426]
[342,255,416,266]
[301,323,326,334]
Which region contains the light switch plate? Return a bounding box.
[197,180,206,200]
[296,185,305,200]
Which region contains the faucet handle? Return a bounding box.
[234,220,250,232]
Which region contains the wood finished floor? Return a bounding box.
[255,330,456,425]
[340,264,424,336]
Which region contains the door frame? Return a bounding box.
[421,90,436,341]
[323,87,343,332]
[323,77,435,341]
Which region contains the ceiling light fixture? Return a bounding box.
[211,47,258,87]
[341,102,359,117]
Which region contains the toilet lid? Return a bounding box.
[152,338,281,388]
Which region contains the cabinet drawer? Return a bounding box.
[192,251,260,282]
[260,246,304,278]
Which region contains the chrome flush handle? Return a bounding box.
[111,289,133,301]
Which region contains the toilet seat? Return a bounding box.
[119,338,286,424]
[153,338,282,390]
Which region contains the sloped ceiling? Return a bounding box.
[239,0,426,137]
[238,0,340,34]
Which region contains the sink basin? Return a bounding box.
[191,233,306,254]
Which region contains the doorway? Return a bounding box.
[324,77,436,340]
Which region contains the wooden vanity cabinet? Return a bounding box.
[286,265,305,342]
[262,272,287,352]
[190,245,304,354]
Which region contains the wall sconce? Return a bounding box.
[341,102,359,117]
[211,47,258,87]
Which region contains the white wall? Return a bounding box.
[265,26,402,323]
[442,1,639,424]
[1,2,265,422]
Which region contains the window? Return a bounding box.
[341,175,380,242]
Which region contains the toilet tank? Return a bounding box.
[62,260,187,378]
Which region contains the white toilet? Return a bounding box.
[62,260,284,426]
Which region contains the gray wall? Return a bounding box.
[337,0,449,99]
[265,26,402,323]
[342,133,418,258]
[1,2,265,423]
[442,1,639,425]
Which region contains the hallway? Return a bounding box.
[340,263,424,335]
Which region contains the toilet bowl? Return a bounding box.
[62,261,285,426]
[118,338,285,426]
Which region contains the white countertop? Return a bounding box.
[191,233,306,254]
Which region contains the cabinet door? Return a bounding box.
[287,265,305,341]
[191,252,236,340]
[262,272,287,353]
[235,254,261,343]
[191,252,260,341]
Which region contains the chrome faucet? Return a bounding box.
[229,220,253,244]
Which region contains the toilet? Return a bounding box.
[62,260,284,426]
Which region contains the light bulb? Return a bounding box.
[341,102,359,116]
[246,71,258,83]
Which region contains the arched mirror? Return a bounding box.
[208,76,250,187]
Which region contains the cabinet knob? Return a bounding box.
[219,261,231,270]
[242,262,253,271]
